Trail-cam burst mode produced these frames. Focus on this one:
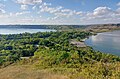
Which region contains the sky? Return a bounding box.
[0,0,120,25]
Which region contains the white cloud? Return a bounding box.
[15,11,30,16]
[9,11,30,17]
[93,7,112,16]
[117,2,120,6]
[21,5,28,10]
[78,6,120,24]
[76,11,83,16]
[15,0,42,10]
[61,9,71,12]
[0,3,5,8]
[0,3,5,14]
[51,16,58,20]
[15,1,120,24]
[116,8,120,13]
[32,6,36,10]
[39,5,63,14]
[1,1,120,25]
[39,3,84,19]
[0,9,5,14]
[16,0,42,5]
[43,3,51,6]
[0,14,8,18]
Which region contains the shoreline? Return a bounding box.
[70,39,87,47]
[84,30,120,56]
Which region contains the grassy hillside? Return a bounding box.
[0,61,119,79]
[0,65,69,79]
[0,31,120,79]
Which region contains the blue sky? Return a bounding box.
[0,0,120,25]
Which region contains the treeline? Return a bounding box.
[0,31,92,66]
[0,25,88,30]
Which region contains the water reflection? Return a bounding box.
[0,28,56,34]
[85,31,120,56]
[91,34,104,42]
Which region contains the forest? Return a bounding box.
[0,31,120,79]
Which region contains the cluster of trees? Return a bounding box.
[0,31,91,66]
[0,31,120,78]
[33,47,120,67]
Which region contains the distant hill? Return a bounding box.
[85,24,120,32]
[0,25,88,30]
[0,25,49,29]
[0,24,120,32]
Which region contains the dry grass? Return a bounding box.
[0,65,69,79]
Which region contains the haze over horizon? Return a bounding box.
[0,0,120,25]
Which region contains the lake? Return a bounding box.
[0,25,56,34]
[85,31,120,56]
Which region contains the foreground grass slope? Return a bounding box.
[0,65,69,79]
[0,60,119,79]
[19,47,120,79]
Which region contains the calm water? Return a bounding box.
[85,31,120,56]
[0,28,55,34]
